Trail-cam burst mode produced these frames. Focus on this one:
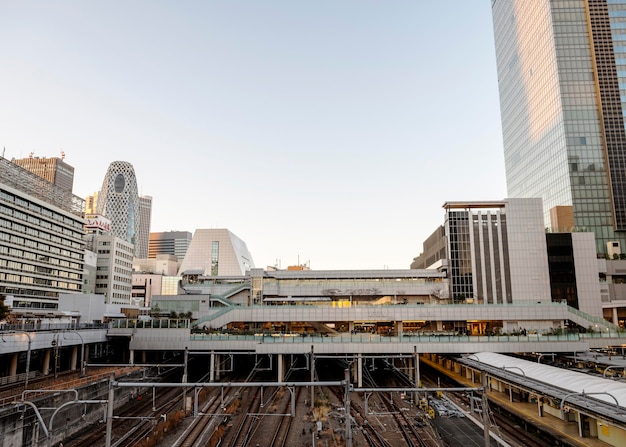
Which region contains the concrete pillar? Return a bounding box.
[9,353,18,377]
[277,354,284,382]
[578,414,585,438]
[70,346,78,371]
[436,321,444,331]
[348,321,354,332]
[357,353,363,388]
[613,308,619,325]
[84,344,89,367]
[215,354,221,380]
[129,350,135,365]
[395,321,403,337]
[210,352,216,382]
[414,349,420,388]
[141,351,147,363]
[42,349,51,376]
[351,358,357,383]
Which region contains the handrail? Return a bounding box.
[192,307,234,327]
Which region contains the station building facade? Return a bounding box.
[412,198,603,319]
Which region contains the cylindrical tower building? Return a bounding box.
[96,161,140,255]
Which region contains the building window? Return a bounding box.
[211,241,219,276]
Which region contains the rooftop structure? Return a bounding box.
[12,154,75,192]
[0,156,84,215]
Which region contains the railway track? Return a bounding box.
[173,359,268,447]
[62,386,183,447]
[420,359,558,447]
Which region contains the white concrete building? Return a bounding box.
[178,228,254,276]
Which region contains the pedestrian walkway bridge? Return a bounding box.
[109,324,626,355]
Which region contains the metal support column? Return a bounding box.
[344,369,352,447]
[182,347,188,412]
[482,373,490,447]
[278,354,284,382]
[310,346,315,409]
[105,374,115,447]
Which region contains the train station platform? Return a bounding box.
[421,356,611,447]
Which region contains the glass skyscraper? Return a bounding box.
[492,0,626,255]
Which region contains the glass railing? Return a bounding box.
[0,322,110,332]
[566,305,621,331]
[193,307,234,326]
[187,332,626,343]
[110,319,190,329]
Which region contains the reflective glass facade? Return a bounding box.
[492,0,626,254]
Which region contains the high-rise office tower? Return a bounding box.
[96,161,140,255]
[136,195,152,259]
[149,231,192,260]
[85,192,98,215]
[12,154,74,192]
[492,0,626,254]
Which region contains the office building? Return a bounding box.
[12,154,74,192]
[412,198,601,318]
[178,228,255,276]
[85,233,134,305]
[148,231,192,260]
[85,192,98,215]
[0,157,85,309]
[491,0,626,254]
[136,195,152,259]
[84,214,133,305]
[95,161,140,256]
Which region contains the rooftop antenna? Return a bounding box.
[60,150,65,160]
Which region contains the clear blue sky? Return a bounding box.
[0,1,506,270]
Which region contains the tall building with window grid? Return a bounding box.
[492,0,626,254]
[12,155,74,192]
[148,231,192,260]
[0,157,85,309]
[136,195,152,259]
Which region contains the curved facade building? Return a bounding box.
[96,161,140,254]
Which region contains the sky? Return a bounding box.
[0,1,507,270]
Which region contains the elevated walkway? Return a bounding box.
[111,327,615,354]
[193,302,617,333]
